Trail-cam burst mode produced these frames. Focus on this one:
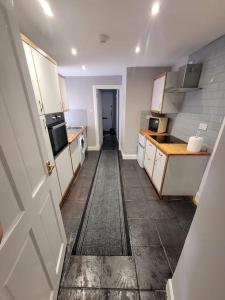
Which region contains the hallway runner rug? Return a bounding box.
[73,150,130,256]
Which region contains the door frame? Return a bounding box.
[93,85,122,150]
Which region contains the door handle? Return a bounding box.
[102,117,108,120]
[0,223,3,244]
[45,160,55,176]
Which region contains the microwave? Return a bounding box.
[148,117,168,133]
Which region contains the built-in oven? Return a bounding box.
[45,112,68,157]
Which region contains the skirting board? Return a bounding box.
[166,279,175,300]
[88,145,100,151]
[121,150,137,160]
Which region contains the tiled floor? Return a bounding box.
[58,152,196,300]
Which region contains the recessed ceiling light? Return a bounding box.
[151,2,160,16]
[135,45,141,54]
[39,0,54,17]
[82,65,86,71]
[71,48,77,56]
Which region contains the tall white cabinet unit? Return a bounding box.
[151,72,183,114]
[58,75,69,111]
[32,48,62,114]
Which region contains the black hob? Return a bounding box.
[151,135,186,144]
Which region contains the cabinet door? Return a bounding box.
[144,140,156,177]
[70,139,80,173]
[151,74,166,113]
[152,149,167,192]
[32,48,62,114]
[23,42,44,115]
[55,146,73,196]
[58,75,69,111]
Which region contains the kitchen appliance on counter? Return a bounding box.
[137,133,147,168]
[151,135,186,144]
[46,112,68,156]
[148,116,168,133]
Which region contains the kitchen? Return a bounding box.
[1,1,225,300]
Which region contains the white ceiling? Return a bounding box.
[14,0,225,76]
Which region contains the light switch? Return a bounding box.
[198,123,208,131]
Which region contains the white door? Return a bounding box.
[0,2,66,300]
[151,75,166,113]
[32,47,62,114]
[102,91,113,132]
[152,149,167,192]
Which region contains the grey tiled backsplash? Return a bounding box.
[167,35,225,152]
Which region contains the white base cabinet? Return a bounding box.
[144,140,156,177]
[144,138,209,196]
[70,139,80,173]
[152,149,167,192]
[55,146,73,196]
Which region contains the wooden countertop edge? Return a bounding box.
[67,127,86,144]
[140,129,209,156]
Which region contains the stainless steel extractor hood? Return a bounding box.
[166,63,202,93]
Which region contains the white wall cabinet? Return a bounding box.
[32,48,62,114]
[59,75,69,111]
[152,149,167,192]
[55,146,73,196]
[23,42,44,115]
[151,72,183,114]
[70,138,80,173]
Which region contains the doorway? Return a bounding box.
[93,85,122,150]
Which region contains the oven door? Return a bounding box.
[48,122,68,156]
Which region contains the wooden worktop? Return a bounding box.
[67,127,86,144]
[140,128,209,156]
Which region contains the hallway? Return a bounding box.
[58,139,196,299]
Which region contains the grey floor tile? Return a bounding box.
[62,256,102,288]
[62,201,86,220]
[58,288,104,300]
[104,290,140,300]
[143,187,159,200]
[63,217,80,245]
[123,187,146,202]
[169,200,196,233]
[129,218,160,246]
[164,245,183,273]
[126,200,151,219]
[133,246,171,290]
[101,256,138,289]
[147,200,175,220]
[155,218,186,247]
[123,176,142,188]
[139,291,166,300]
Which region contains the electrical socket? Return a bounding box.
[198,123,208,131]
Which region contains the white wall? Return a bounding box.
[65,76,122,148]
[171,117,225,300]
[122,67,170,156]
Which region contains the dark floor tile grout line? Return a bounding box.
[154,223,174,275]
